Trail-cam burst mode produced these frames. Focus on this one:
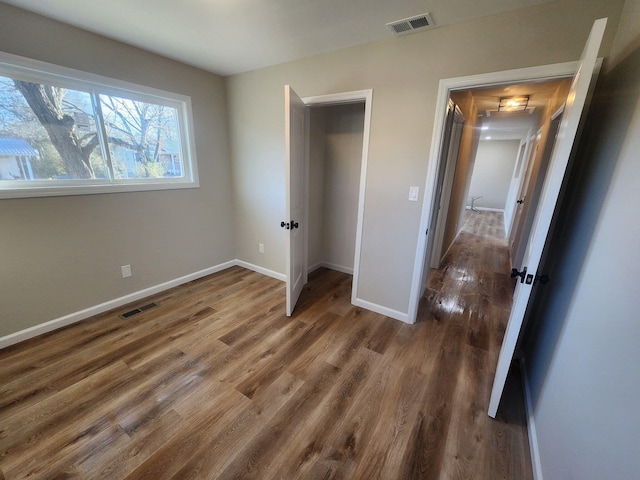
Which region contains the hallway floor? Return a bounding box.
[417,209,532,478]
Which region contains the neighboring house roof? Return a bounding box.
[159,138,180,155]
[0,138,39,156]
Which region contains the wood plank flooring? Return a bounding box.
[0,210,532,479]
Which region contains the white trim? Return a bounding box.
[308,262,323,273]
[320,262,354,275]
[352,298,409,323]
[301,89,373,311]
[465,206,505,213]
[303,89,373,106]
[522,361,544,480]
[0,261,236,350]
[407,61,579,325]
[308,262,354,275]
[1,257,413,350]
[235,260,286,282]
[0,51,199,199]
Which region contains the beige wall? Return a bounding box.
[308,108,327,270]
[0,0,626,336]
[0,4,235,337]
[468,140,521,210]
[227,0,623,315]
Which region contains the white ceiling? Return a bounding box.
[2,0,554,76]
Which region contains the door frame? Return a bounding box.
[407,61,579,324]
[301,89,373,306]
[430,102,465,270]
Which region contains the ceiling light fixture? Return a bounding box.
[498,95,529,112]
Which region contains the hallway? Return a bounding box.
[424,209,515,335]
[415,209,531,478]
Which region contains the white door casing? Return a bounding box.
[285,85,306,316]
[299,89,373,313]
[409,60,581,325]
[488,18,606,417]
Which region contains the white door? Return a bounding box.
[284,85,306,316]
[431,109,464,268]
[488,18,606,417]
[508,130,541,263]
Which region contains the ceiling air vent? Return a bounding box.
[386,13,435,36]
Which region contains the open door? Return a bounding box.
[488,18,606,417]
[508,129,542,263]
[284,85,306,316]
[431,105,464,269]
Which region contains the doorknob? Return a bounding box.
[281,221,299,230]
[511,267,527,283]
[534,273,550,285]
[516,199,524,204]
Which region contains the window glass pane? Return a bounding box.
[0,76,107,181]
[99,94,184,179]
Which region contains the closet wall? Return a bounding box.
[308,103,365,274]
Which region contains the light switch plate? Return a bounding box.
[409,186,419,202]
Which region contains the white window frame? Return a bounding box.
[0,51,199,199]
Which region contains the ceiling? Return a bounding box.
[2,0,554,76]
[453,78,572,141]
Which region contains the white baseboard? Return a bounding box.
[308,262,354,275]
[308,262,322,273]
[235,260,286,282]
[1,259,411,350]
[465,206,505,213]
[0,259,282,350]
[521,361,544,480]
[321,262,354,275]
[352,297,410,323]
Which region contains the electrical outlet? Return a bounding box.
[258,243,265,254]
[121,265,132,278]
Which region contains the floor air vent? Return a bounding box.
[120,302,158,319]
[386,13,435,36]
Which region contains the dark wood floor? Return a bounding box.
[0,210,531,479]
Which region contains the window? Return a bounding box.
[0,52,198,199]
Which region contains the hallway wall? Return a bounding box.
[467,140,520,210]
